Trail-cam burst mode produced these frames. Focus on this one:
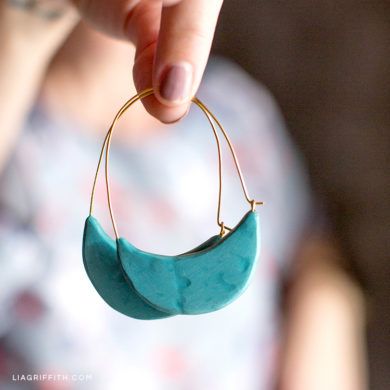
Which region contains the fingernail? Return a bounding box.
[159,62,193,104]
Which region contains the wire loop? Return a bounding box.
[89,88,263,239]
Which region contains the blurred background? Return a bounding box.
[0,1,389,389]
[213,1,389,388]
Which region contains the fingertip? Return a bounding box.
[160,105,190,124]
[132,43,191,123]
[141,96,190,124]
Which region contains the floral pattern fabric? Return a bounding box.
[0,59,313,390]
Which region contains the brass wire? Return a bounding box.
[89,88,263,239]
[193,97,264,209]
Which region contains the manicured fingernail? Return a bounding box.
[159,62,193,104]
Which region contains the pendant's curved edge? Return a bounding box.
[117,211,261,316]
[116,210,259,260]
[178,213,261,315]
[82,216,176,320]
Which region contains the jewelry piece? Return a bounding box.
[83,88,263,319]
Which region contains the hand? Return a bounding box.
[0,0,78,172]
[74,0,224,123]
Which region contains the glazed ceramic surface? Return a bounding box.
[83,216,173,319]
[82,216,229,318]
[118,211,260,315]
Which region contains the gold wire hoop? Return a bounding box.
[89,88,263,239]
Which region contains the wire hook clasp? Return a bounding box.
[250,199,264,212]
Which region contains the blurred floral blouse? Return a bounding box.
[0,59,313,390]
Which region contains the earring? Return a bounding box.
[83,88,263,319]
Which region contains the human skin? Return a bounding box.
[0,1,78,170]
[278,234,367,390]
[0,0,223,171]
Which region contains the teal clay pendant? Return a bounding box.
[118,211,259,315]
[83,216,173,320]
[82,88,263,320]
